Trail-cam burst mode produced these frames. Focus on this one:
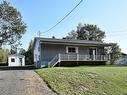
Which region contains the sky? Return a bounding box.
[0,0,127,53]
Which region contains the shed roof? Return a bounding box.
[35,37,111,46]
[8,54,25,57]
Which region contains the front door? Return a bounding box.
[89,48,96,60]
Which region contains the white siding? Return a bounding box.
[34,39,41,67]
[8,55,25,66]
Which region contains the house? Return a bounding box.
[33,37,111,68]
[8,55,25,66]
[117,53,127,65]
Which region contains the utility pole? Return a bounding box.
[37,31,41,37]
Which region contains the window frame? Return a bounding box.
[66,46,78,53]
[11,58,15,62]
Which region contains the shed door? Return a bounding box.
[19,58,23,66]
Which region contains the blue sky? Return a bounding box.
[1,0,127,53]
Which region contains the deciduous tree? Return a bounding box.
[64,23,105,42]
[109,43,122,64]
[0,1,27,47]
[25,40,34,65]
[19,48,26,55]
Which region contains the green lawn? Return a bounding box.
[35,66,127,95]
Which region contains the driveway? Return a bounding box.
[0,70,57,95]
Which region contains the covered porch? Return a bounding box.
[48,53,109,67]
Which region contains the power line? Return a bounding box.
[42,0,84,34]
[106,30,127,36]
[107,29,127,34]
[107,33,127,36]
[108,29,127,33]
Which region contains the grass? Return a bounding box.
[35,66,127,95]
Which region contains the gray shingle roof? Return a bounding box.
[35,37,111,46]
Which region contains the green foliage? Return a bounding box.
[10,45,17,54]
[0,48,9,64]
[109,43,122,64]
[10,41,22,54]
[19,48,26,55]
[63,30,77,39]
[0,0,27,47]
[25,40,34,65]
[36,66,127,95]
[64,23,105,42]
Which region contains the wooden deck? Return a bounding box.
[48,54,109,67]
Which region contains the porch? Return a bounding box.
[48,54,109,67]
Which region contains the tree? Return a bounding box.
[64,23,105,42]
[25,40,34,65]
[109,43,121,64]
[0,48,9,65]
[63,30,77,39]
[77,24,105,42]
[10,45,17,54]
[0,1,27,47]
[19,48,26,55]
[10,41,22,54]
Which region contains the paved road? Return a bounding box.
[0,70,57,95]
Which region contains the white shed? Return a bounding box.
[8,55,25,66]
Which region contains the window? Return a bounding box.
[68,47,76,53]
[66,46,78,53]
[11,58,15,62]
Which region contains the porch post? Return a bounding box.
[58,53,61,62]
[93,50,96,60]
[77,54,79,61]
[93,55,95,60]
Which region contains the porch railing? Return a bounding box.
[48,53,109,67]
[59,54,109,61]
[48,55,59,67]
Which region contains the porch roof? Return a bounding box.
[35,37,111,46]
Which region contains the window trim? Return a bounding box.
[66,46,78,53]
[11,58,15,62]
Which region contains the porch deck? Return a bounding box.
[48,54,109,67]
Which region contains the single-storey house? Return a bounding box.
[117,53,127,65]
[8,55,25,66]
[33,37,111,68]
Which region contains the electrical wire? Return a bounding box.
[42,0,84,33]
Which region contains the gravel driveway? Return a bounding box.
[0,70,57,95]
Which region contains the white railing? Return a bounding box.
[59,54,109,61]
[48,55,59,67]
[48,54,109,67]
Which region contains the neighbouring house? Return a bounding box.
[8,55,25,66]
[33,37,111,68]
[117,53,127,65]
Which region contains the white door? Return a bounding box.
[19,58,23,66]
